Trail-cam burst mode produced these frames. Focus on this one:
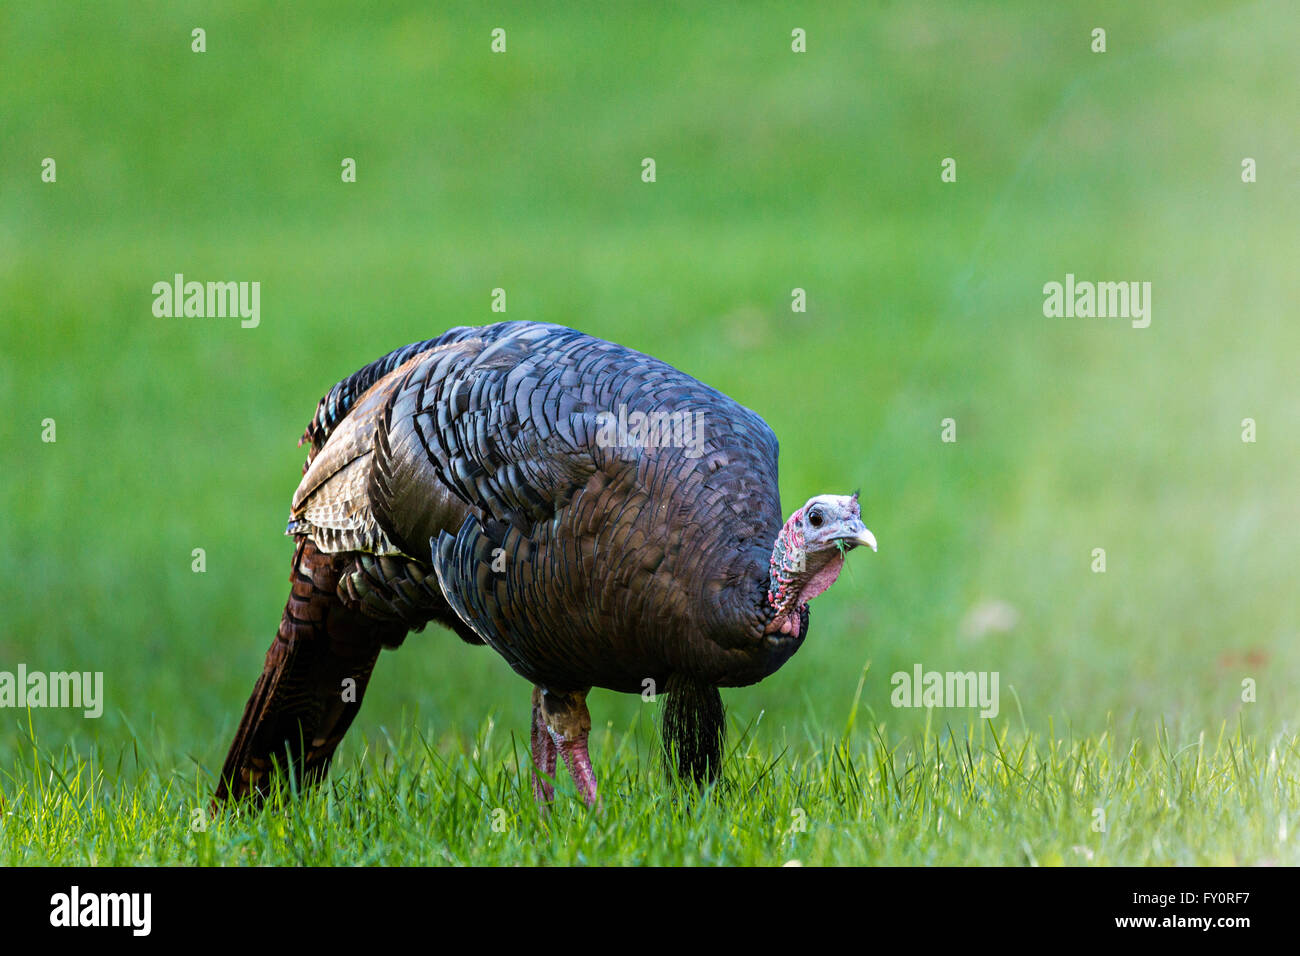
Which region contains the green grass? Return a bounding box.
[5,705,1297,865]
[2,1,1297,865]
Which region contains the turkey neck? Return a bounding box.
[765,508,844,635]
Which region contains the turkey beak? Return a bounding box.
[837,520,877,553]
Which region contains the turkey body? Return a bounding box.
[296,320,799,690]
[216,320,816,802]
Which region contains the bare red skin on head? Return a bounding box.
[795,550,845,606]
[767,505,847,635]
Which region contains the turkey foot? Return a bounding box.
[534,687,598,807]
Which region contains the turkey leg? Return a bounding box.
[530,686,558,802]
[535,687,598,807]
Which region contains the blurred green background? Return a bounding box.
[1,1,1296,779]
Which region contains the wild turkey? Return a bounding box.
[215,320,875,805]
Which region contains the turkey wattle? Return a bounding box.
[215,321,876,806]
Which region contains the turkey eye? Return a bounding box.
[808,510,823,528]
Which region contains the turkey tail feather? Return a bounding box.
[214,538,400,802]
